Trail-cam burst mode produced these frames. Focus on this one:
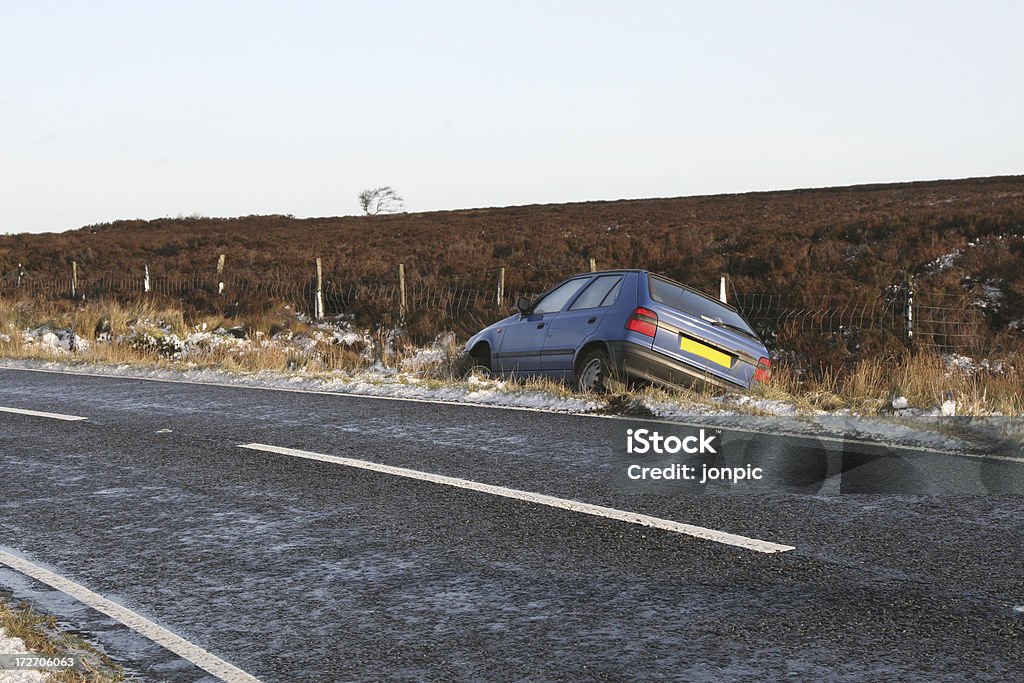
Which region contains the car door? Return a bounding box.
[540,274,625,377]
[494,276,591,375]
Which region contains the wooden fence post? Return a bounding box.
[144,264,150,293]
[72,261,78,298]
[719,275,727,304]
[398,263,407,320]
[905,279,914,344]
[314,258,324,320]
[497,267,505,307]
[589,258,597,272]
[217,254,225,296]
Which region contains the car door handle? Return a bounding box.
[587,316,597,324]
[537,323,545,329]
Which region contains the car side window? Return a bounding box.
[569,275,623,310]
[532,278,590,314]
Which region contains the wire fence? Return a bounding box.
[0,267,989,356]
[731,288,985,355]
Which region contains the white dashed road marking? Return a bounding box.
[239,442,796,554]
[0,405,87,421]
[0,406,87,421]
[0,550,261,683]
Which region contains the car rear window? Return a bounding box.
[569,275,623,310]
[648,275,757,337]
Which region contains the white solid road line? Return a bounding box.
[0,405,87,421]
[239,442,796,554]
[0,550,262,683]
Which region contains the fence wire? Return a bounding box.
[0,270,989,355]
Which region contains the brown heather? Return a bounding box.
[1,175,1022,326]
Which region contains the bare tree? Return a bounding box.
[358,186,404,215]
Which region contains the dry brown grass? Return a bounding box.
[0,298,451,377]
[753,351,1023,416]
[2,298,1020,415]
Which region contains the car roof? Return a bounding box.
[565,269,742,313]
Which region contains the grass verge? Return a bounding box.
[1,297,1020,416]
[756,352,1023,416]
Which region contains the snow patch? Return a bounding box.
[944,354,1009,375]
[0,626,47,683]
[400,333,457,373]
[21,326,89,354]
[335,330,364,346]
[973,282,1004,311]
[925,249,961,272]
[940,398,958,417]
[720,394,801,417]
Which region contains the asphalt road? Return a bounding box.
[0,367,1023,682]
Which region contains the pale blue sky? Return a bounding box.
[2,1,1021,233]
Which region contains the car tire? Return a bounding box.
[460,346,492,379]
[576,348,625,393]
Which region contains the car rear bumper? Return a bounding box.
[606,340,748,391]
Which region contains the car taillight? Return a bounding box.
[753,357,771,383]
[626,307,658,337]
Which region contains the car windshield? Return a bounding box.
[532,277,590,314]
[648,275,757,338]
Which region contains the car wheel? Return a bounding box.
[460,346,492,379]
[576,349,625,393]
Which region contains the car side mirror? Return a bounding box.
[516,296,532,315]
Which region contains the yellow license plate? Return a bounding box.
[680,336,732,368]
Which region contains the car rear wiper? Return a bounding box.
[706,318,758,340]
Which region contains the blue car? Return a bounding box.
[464,270,771,392]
